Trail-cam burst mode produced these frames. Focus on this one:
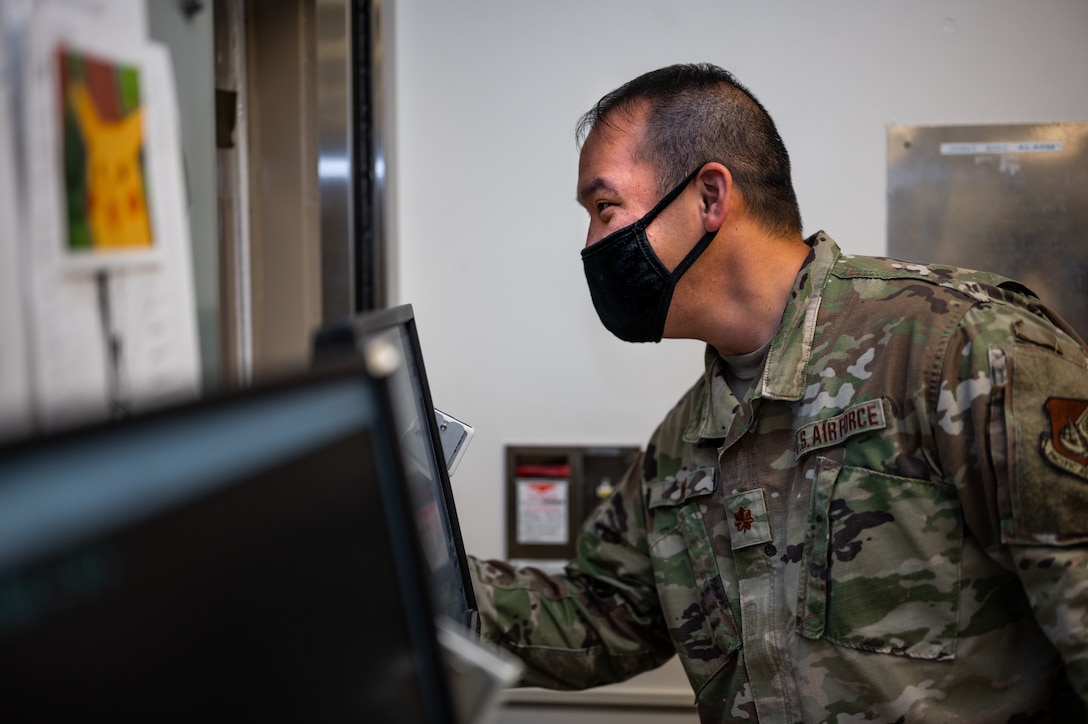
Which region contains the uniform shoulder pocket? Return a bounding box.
[997,342,1088,545]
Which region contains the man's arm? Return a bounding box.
[937,298,1088,704]
[468,454,675,690]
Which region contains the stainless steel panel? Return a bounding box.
[367,0,392,311]
[317,0,355,321]
[214,0,253,387]
[888,122,1088,340]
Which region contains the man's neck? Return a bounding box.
[703,227,810,358]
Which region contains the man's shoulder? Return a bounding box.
[824,253,1066,339]
[831,252,1031,296]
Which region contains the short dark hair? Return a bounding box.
[576,63,802,237]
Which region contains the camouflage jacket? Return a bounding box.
[469,232,1088,722]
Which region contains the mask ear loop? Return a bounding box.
[638,166,704,229]
[646,166,714,341]
[666,163,717,279]
[670,229,716,280]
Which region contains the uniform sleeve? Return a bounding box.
[467,453,675,690]
[933,297,1088,704]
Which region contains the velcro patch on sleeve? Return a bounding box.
[1002,342,1088,545]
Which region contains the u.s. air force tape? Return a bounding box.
[796,399,887,456]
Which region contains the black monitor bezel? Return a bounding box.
[0,361,457,723]
[312,304,478,623]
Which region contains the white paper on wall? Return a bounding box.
[20,3,200,431]
[515,479,570,545]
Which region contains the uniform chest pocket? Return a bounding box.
[647,467,740,692]
[797,457,963,660]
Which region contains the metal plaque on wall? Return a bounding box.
[888,122,1088,341]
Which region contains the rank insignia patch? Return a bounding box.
[734,506,754,533]
[725,489,771,550]
[1042,397,1088,480]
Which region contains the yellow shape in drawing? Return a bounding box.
[69,82,152,249]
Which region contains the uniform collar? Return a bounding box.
[687,231,840,443]
[762,231,839,401]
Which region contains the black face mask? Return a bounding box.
[581,167,715,343]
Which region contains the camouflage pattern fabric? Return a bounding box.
[469,232,1088,722]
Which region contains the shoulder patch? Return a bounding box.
[1042,398,1088,480]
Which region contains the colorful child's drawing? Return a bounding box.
[59,49,154,253]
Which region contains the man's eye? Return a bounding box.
[596,201,614,214]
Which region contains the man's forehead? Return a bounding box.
[578,117,645,183]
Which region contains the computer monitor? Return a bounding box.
[313,304,478,635]
[0,352,456,722]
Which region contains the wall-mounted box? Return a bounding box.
[504,445,639,562]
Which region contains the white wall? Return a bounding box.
[392,0,1088,559]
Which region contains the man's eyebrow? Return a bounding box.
[576,177,617,206]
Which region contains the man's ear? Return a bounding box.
[696,163,732,233]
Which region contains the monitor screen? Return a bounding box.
[313,305,478,634]
[0,361,455,722]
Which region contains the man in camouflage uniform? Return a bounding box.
[467,63,1088,721]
